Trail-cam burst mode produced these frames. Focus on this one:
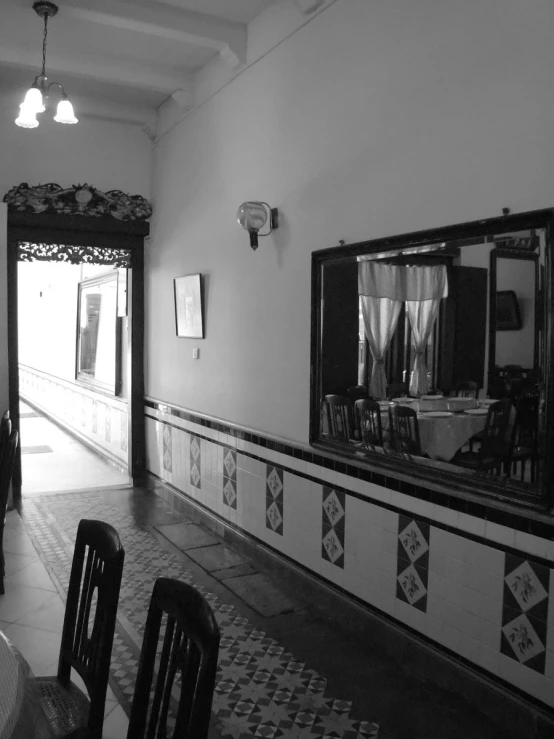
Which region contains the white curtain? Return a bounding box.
[360,296,402,399]
[359,261,448,398]
[406,299,442,397]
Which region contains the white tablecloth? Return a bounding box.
[0,631,54,739]
[417,413,487,461]
[384,399,488,461]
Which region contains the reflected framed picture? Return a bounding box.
[496,290,522,331]
[174,273,204,338]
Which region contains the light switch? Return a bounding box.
[192,348,199,359]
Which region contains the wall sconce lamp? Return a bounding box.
[237,201,279,250]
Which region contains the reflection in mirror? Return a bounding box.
[313,216,551,503]
[76,272,120,394]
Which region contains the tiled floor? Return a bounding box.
[19,401,129,495]
[1,410,531,738]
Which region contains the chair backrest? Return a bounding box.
[388,405,422,457]
[58,519,125,738]
[480,398,512,458]
[511,396,539,449]
[355,399,383,449]
[324,395,354,442]
[455,381,479,399]
[127,578,221,739]
[0,429,17,516]
[0,411,11,464]
[386,382,408,400]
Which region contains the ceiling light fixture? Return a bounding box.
[15,2,77,129]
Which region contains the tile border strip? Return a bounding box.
[144,411,554,571]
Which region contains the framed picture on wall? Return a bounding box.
[174,273,204,338]
[496,290,522,331]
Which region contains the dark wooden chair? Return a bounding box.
[355,399,383,449]
[453,398,512,474]
[0,428,18,595]
[505,396,539,482]
[127,578,221,739]
[388,405,422,458]
[325,395,355,441]
[36,520,125,739]
[386,382,409,400]
[455,380,479,399]
[0,410,11,461]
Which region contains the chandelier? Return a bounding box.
[16,2,77,129]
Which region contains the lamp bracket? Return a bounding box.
[33,2,58,19]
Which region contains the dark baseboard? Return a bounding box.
[146,472,554,739]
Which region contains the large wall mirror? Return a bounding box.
[310,209,554,510]
[76,271,121,395]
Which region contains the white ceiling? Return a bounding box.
[0,0,276,118]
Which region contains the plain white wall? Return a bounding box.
[147,0,554,443]
[0,97,152,198]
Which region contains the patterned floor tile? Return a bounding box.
[21,491,379,738]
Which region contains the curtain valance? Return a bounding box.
[358,262,448,301]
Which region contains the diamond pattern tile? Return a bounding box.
[266,467,283,536]
[21,491,378,738]
[501,554,550,674]
[396,515,429,613]
[322,488,345,569]
[191,435,201,489]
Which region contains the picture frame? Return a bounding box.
[496,290,522,331]
[174,273,204,338]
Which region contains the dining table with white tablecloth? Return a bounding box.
[382,397,490,461]
[0,630,54,739]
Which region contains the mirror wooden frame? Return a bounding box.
[310,208,554,512]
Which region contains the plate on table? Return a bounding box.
[378,400,393,406]
[392,397,413,403]
[464,408,488,415]
[423,411,453,418]
[448,397,474,403]
[422,394,443,400]
[479,399,497,405]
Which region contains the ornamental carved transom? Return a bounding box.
[3,182,151,221]
[18,242,132,267]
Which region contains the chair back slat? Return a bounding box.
[481,398,512,458]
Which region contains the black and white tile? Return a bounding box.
[190,435,201,489]
[92,400,98,434]
[120,411,128,453]
[222,447,237,509]
[501,554,550,674]
[396,516,430,612]
[322,487,345,569]
[162,424,172,473]
[266,466,284,536]
[105,408,112,443]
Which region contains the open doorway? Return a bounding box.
[7,211,147,503]
[17,259,131,495]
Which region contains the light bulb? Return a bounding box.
[54,98,78,124]
[15,107,39,128]
[21,86,45,114]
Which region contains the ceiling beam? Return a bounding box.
[60,0,247,66]
[0,45,190,94]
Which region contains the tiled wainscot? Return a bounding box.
[20,365,128,467]
[144,401,554,710]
